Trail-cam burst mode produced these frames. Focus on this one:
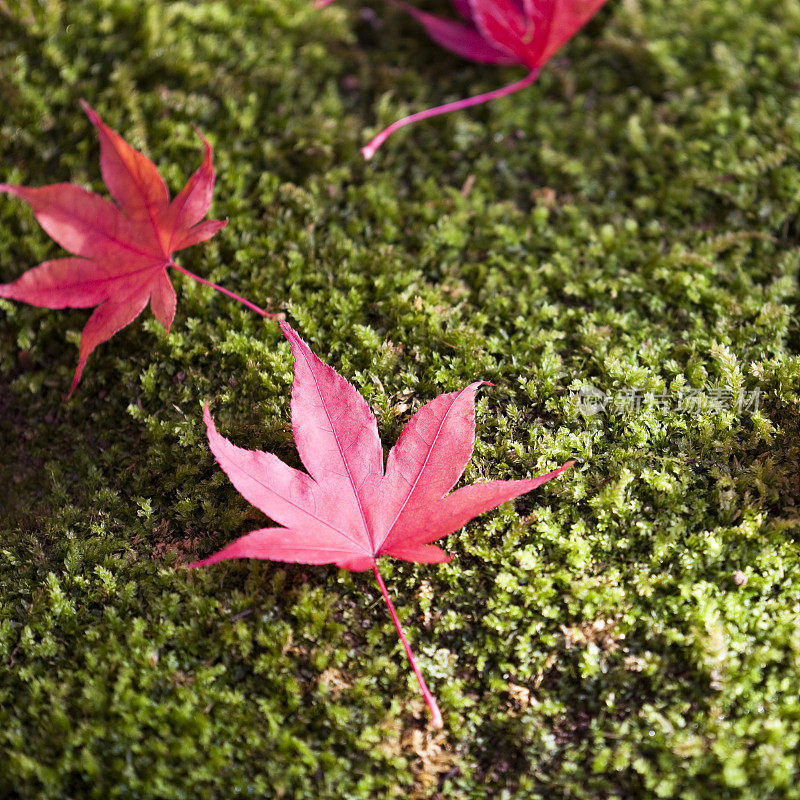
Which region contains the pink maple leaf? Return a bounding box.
[189,322,573,727]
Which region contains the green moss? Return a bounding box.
[2,0,800,796]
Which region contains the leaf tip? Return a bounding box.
[278,319,301,345]
[67,366,83,399]
[79,99,100,126]
[191,124,213,152]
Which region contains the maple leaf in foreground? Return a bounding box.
[0,101,273,395]
[318,0,609,158]
[189,322,573,727]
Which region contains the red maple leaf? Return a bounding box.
[189,322,573,727]
[0,101,273,395]
[318,0,610,158]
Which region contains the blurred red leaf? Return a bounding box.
[318,0,610,158]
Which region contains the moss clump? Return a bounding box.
[2,0,800,797]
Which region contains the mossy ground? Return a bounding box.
[2,0,800,797]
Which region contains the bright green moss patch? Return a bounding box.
[2,0,800,796]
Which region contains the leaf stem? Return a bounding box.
[372,562,443,729]
[361,69,540,160]
[170,262,277,318]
